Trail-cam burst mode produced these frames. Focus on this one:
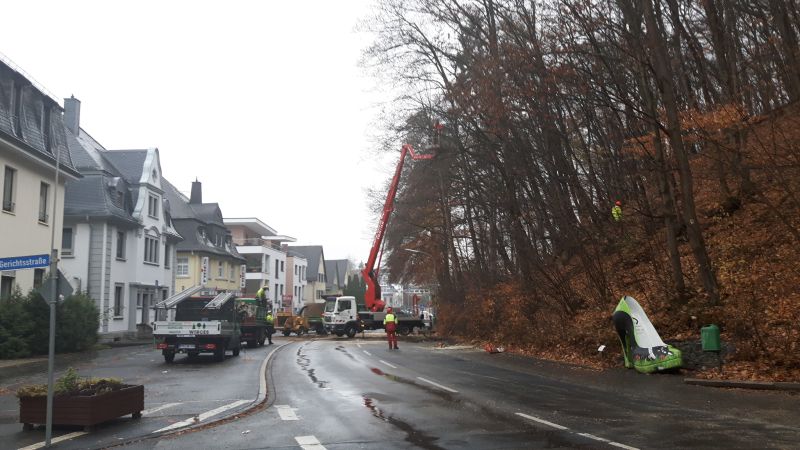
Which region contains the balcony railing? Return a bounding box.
[234,238,273,247]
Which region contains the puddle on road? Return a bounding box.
[363,395,444,450]
[296,345,329,389]
[334,345,356,361]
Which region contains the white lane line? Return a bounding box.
[363,350,372,356]
[578,432,610,443]
[142,402,181,416]
[608,441,640,450]
[276,405,299,420]
[18,431,88,450]
[295,435,327,450]
[417,377,459,393]
[154,399,249,433]
[356,343,363,348]
[515,412,569,430]
[379,360,398,369]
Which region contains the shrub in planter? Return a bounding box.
[17,368,144,431]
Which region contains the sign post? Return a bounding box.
[45,137,62,448]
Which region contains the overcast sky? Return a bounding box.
[1,0,398,263]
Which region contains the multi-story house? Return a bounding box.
[224,217,299,313]
[0,60,81,298]
[60,97,182,337]
[285,249,308,313]
[288,245,327,304]
[324,259,351,295]
[164,180,246,295]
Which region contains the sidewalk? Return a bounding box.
[0,339,150,384]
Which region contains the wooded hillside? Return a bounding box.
[364,0,800,380]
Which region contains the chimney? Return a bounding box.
[190,178,202,204]
[64,95,81,135]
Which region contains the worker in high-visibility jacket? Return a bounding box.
[384,307,399,350]
[256,285,267,302]
[265,311,275,345]
[612,200,623,222]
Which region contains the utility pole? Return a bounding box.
[45,136,62,447]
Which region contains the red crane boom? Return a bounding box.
[362,143,434,312]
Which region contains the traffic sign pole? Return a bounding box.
[45,124,62,448]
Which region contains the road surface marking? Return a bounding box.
[417,377,459,393]
[363,350,372,356]
[379,360,398,369]
[295,435,326,450]
[608,442,640,450]
[142,402,181,416]
[276,405,299,420]
[515,412,569,430]
[18,431,87,450]
[356,343,363,348]
[154,399,250,432]
[577,432,610,443]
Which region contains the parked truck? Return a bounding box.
[323,295,426,337]
[153,290,242,363]
[236,297,269,347]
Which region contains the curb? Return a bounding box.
[684,378,800,391]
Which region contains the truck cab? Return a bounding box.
[323,296,361,338]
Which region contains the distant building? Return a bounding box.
[163,179,246,295]
[285,249,308,313]
[224,217,300,313]
[324,259,351,295]
[60,96,182,337]
[288,245,327,304]
[0,61,81,298]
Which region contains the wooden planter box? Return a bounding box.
[19,385,144,431]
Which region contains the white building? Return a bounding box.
[224,218,299,313]
[60,97,181,338]
[0,61,81,298]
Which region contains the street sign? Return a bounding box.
[37,270,73,303]
[240,264,246,289]
[0,254,49,270]
[201,257,209,286]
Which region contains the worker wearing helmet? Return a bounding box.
[384,307,399,350]
[612,200,623,222]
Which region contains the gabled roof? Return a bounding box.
[102,150,149,184]
[325,259,350,290]
[0,62,80,179]
[163,177,245,262]
[288,246,325,282]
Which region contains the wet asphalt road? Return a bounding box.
[2,335,799,449]
[150,336,800,449]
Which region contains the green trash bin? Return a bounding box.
[701,324,721,352]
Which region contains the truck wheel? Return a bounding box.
[214,345,225,362]
[283,329,291,337]
[345,325,357,338]
[398,326,411,336]
[258,332,266,347]
[335,331,344,337]
[233,347,240,357]
[316,324,327,335]
[163,351,175,363]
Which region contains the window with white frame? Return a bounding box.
[114,284,124,316]
[62,228,74,256]
[116,231,126,259]
[147,194,159,218]
[38,182,49,223]
[2,166,16,213]
[176,257,189,276]
[218,260,224,278]
[144,235,159,264]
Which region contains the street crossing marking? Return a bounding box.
[142,402,181,416]
[417,377,459,393]
[608,442,640,450]
[379,360,397,369]
[276,405,299,420]
[153,399,250,433]
[18,431,87,450]
[515,412,569,430]
[578,432,610,443]
[295,435,326,450]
